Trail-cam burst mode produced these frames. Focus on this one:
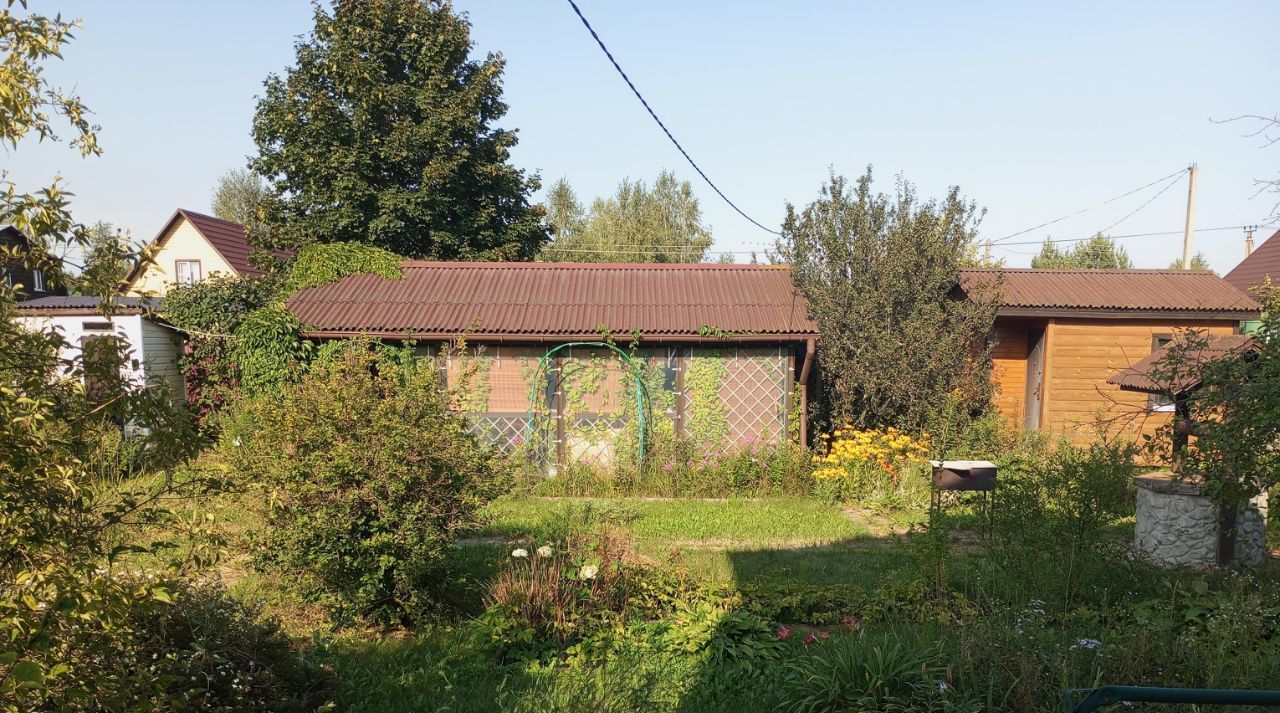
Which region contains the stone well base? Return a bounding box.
[1134,473,1268,567]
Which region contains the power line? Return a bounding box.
[1093,171,1185,236]
[563,0,780,236]
[991,167,1188,245]
[998,223,1252,248]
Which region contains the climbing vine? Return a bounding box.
[685,349,730,446]
[279,242,403,295]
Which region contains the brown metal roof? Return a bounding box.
[1225,228,1280,296]
[125,209,291,286]
[958,268,1261,319]
[287,262,819,341]
[1108,334,1257,394]
[177,209,264,277]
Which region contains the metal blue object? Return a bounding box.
[525,341,653,463]
[1065,686,1280,713]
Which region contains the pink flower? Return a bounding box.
[842,615,862,631]
[662,462,674,472]
[802,633,817,646]
[819,630,831,640]
[775,625,792,641]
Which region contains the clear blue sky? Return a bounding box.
[8,1,1278,271]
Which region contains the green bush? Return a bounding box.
[778,629,974,713]
[45,578,325,713]
[221,340,495,624]
[164,274,279,429]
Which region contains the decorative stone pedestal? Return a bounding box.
[1134,473,1268,567]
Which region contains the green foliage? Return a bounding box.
[221,341,496,624]
[684,351,729,445]
[982,440,1138,607]
[43,578,326,712]
[779,630,970,713]
[776,168,999,432]
[77,221,133,294]
[0,8,281,708]
[250,0,547,260]
[1031,234,1132,269]
[230,304,312,394]
[541,171,713,263]
[164,274,279,426]
[211,167,270,231]
[279,241,405,296]
[1151,286,1280,516]
[482,528,640,658]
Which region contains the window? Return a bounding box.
[32,268,45,292]
[174,260,202,286]
[1148,334,1175,412]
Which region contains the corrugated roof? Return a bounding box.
[177,209,265,277]
[1108,334,1257,394]
[958,268,1261,317]
[15,295,161,314]
[125,209,287,287]
[287,262,819,340]
[1224,228,1280,296]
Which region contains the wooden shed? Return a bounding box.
[958,268,1261,445]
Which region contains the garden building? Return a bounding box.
[14,295,183,401]
[957,268,1261,446]
[125,209,272,296]
[286,261,820,465]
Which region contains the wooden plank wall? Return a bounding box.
[991,321,1029,427]
[1042,318,1237,445]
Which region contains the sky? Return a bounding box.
[6,1,1279,272]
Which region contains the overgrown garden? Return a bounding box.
[4,2,1280,712]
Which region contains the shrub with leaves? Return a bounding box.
[163,274,278,428]
[775,168,999,432]
[221,340,495,624]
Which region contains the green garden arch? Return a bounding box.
[524,341,654,463]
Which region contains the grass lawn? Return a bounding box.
[471,495,909,593]
[477,496,875,547]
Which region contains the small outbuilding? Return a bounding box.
[957,268,1261,445]
[15,296,184,401]
[286,261,819,463]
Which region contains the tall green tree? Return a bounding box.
[775,168,1000,430]
[1031,234,1132,269]
[250,0,546,260]
[211,167,269,230]
[541,171,713,263]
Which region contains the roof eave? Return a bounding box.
[996,307,1261,321]
[297,329,819,344]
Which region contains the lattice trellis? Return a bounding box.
[442,343,789,464]
[465,413,535,452]
[714,347,788,444]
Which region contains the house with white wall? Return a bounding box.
[125,209,269,296]
[15,296,184,401]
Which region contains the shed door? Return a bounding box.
[1023,328,1046,430]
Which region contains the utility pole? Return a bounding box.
[1244,225,1257,258]
[1181,163,1198,269]
[983,239,992,264]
